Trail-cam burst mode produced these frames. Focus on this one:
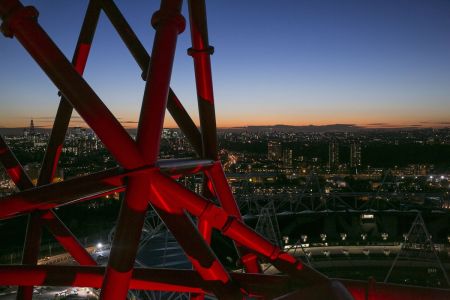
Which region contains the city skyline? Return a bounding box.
[2,0,450,128]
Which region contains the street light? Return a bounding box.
[301,234,308,243]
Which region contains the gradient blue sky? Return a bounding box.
[1,0,450,128]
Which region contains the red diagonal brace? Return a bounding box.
[151,171,328,285]
[205,161,261,273]
[0,0,144,169]
[1,135,97,298]
[0,137,101,259]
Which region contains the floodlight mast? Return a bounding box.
[0,0,449,299]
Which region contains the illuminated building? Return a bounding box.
[328,141,339,169]
[267,141,282,161]
[350,142,362,168]
[282,148,293,168]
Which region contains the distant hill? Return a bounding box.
[218,124,448,133]
[219,124,363,133]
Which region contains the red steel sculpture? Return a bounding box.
[0,0,449,299]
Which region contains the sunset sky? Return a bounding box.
[1,0,450,129]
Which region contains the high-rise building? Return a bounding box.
[267,141,282,161]
[350,142,362,168]
[328,141,339,168]
[24,118,36,138]
[282,148,293,168]
[29,119,35,136]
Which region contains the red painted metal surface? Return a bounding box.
[0,0,448,299]
[16,3,102,298]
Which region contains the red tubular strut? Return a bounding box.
[101,1,188,299]
[98,0,203,156]
[17,2,101,298]
[0,0,144,169]
[0,135,97,298]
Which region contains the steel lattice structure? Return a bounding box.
[1,0,450,299]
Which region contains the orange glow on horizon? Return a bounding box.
[2,117,449,130]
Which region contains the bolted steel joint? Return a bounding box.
[187,45,214,57]
[151,10,185,33]
[1,5,38,38]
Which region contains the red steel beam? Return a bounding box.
[17,2,102,298]
[0,160,214,220]
[0,265,296,297]
[100,0,186,298]
[166,90,203,156]
[0,266,295,297]
[16,212,42,300]
[37,0,101,186]
[188,0,264,270]
[151,171,328,286]
[0,0,144,170]
[187,0,217,160]
[0,136,41,299]
[0,266,204,294]
[99,175,150,300]
[0,136,33,190]
[187,5,236,295]
[121,0,240,295]
[0,135,97,298]
[39,211,96,265]
[206,162,261,273]
[149,202,242,298]
[205,162,241,218]
[0,167,127,220]
[2,265,450,299]
[98,0,203,156]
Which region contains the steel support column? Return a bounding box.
[187,5,231,294]
[99,0,203,156]
[205,162,261,273]
[37,0,101,186]
[100,0,185,298]
[188,0,217,159]
[16,212,42,300]
[16,3,101,298]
